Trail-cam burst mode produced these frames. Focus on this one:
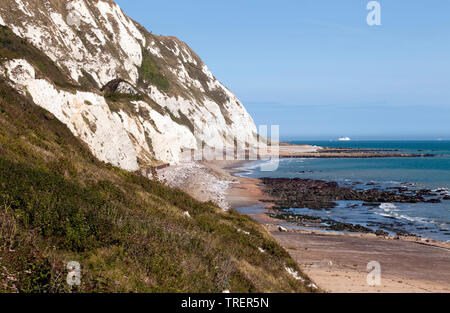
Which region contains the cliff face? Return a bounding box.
[0,0,258,171]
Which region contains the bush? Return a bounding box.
[138,49,169,92]
[0,157,115,252]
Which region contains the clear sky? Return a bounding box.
[116,0,450,140]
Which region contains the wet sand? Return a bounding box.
[225,164,450,293]
[274,231,450,293]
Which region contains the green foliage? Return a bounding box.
[104,92,144,103]
[138,49,169,92]
[16,258,53,293]
[0,157,115,252]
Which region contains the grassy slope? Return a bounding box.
[0,80,312,293]
[0,30,313,293]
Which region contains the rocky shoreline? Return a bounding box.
[259,177,446,237]
[261,177,443,209]
[223,161,450,292]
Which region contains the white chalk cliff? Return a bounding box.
[0,0,258,171]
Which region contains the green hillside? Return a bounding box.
[0,77,312,292]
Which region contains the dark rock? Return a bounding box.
[260,177,429,211]
[375,229,389,236]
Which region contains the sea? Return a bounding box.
[238,141,450,242]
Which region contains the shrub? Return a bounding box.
[138,49,169,92]
[0,157,115,252]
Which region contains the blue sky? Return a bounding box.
[116,0,450,140]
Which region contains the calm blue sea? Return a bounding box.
[239,141,450,241]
